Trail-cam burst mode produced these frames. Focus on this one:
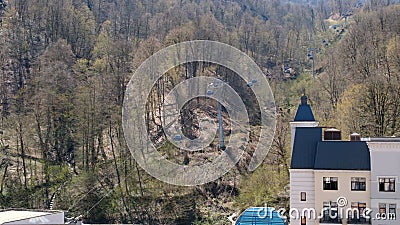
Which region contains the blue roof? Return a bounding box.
[314,141,371,170]
[294,96,315,121]
[236,207,287,225]
[291,127,322,169]
[291,127,371,170]
[294,104,315,121]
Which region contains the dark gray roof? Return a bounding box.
[294,104,315,121]
[314,141,371,170]
[294,96,315,121]
[291,127,322,169]
[291,127,371,170]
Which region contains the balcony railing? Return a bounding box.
[319,217,372,224]
[347,218,371,224]
[319,218,342,224]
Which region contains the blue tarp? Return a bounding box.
[236,207,287,225]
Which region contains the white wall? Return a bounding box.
[290,169,316,225]
[368,142,400,225]
[314,170,370,225]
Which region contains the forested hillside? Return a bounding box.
[0,0,399,224]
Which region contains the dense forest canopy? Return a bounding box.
[0,0,400,224]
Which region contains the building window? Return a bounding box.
[321,202,340,223]
[351,177,366,191]
[350,202,360,219]
[389,204,396,218]
[323,177,338,190]
[301,216,306,225]
[322,202,331,221]
[349,202,367,223]
[379,203,396,220]
[358,202,366,219]
[379,203,386,215]
[379,178,395,192]
[300,192,306,201]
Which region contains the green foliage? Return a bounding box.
[192,214,227,225]
[236,164,288,209]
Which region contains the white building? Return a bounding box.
[0,209,65,225]
[289,96,319,225]
[366,140,400,225]
[290,96,399,225]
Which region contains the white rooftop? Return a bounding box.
[361,137,400,142]
[0,209,62,224]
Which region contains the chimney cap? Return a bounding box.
[324,128,342,140]
[350,132,361,141]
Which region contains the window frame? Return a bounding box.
[351,177,366,191]
[300,192,306,201]
[389,204,396,217]
[321,202,340,223]
[349,202,367,223]
[379,178,396,192]
[323,177,338,190]
[379,203,387,215]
